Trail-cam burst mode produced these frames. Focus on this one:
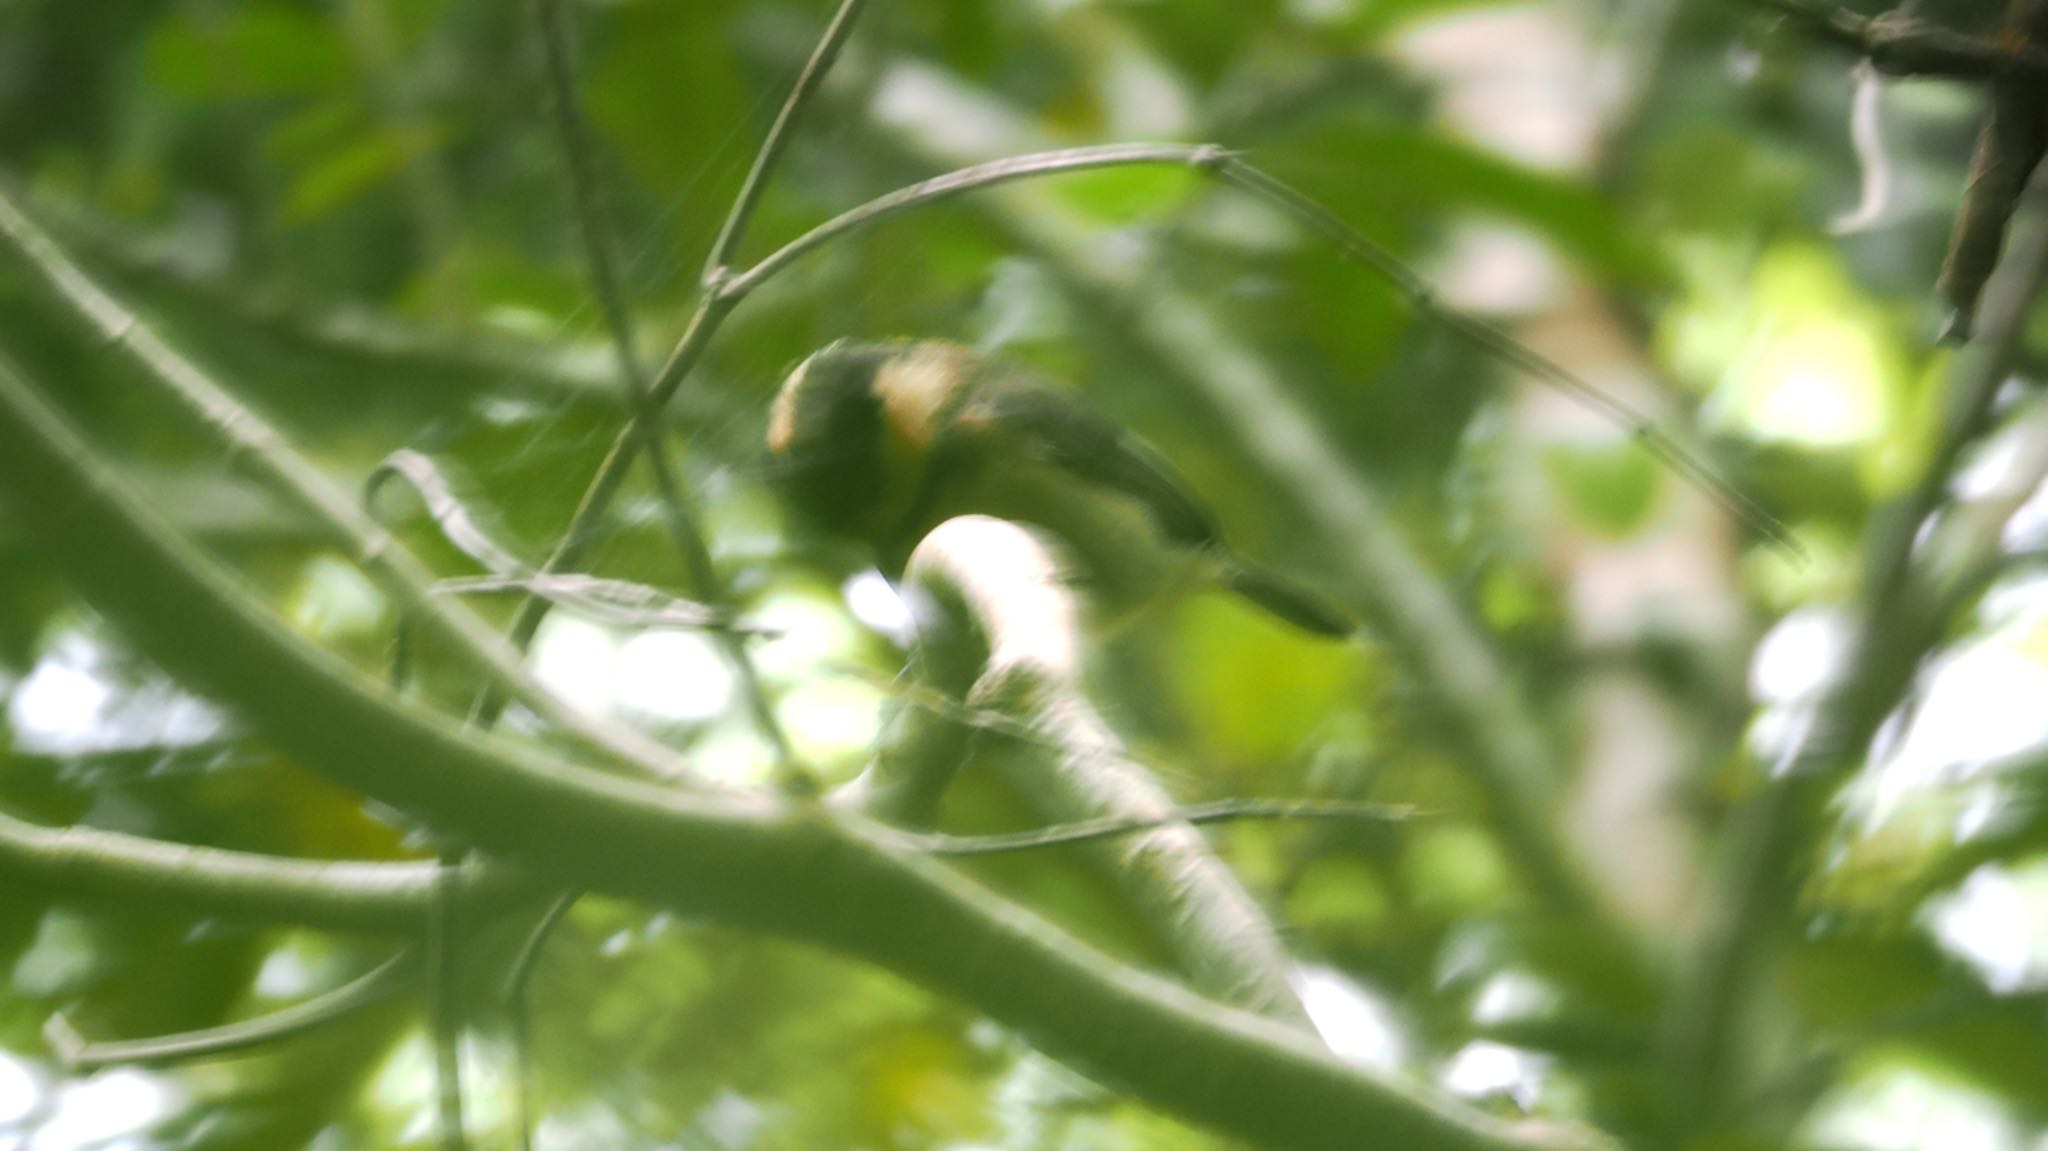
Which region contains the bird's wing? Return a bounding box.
[958,379,1222,549]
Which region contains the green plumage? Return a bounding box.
[766,339,1350,638]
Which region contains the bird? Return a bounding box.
[764,339,1351,638]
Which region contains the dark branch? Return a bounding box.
[1746,0,2048,78]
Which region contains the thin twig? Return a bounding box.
[337,0,468,316]
[507,892,578,1151]
[0,806,530,931]
[900,799,1420,856]
[527,0,710,585]
[378,537,469,1151]
[481,0,877,744]
[368,450,531,578]
[702,0,872,283]
[533,0,649,403]
[1212,159,1802,556]
[429,860,468,1151]
[836,659,1358,801]
[46,952,416,1069]
[720,144,1210,298]
[469,298,730,733]
[366,451,763,631]
[529,0,799,771]
[436,575,758,632]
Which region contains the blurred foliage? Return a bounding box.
[3,0,2048,1149]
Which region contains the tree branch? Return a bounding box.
[529,0,797,772]
[48,953,416,1070]
[1745,0,2048,77]
[701,0,871,283]
[0,806,533,932]
[487,0,873,736]
[880,515,1316,1031]
[0,344,1606,1151]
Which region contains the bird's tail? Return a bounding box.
[1218,559,1352,639]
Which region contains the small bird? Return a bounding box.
[765,339,1351,638]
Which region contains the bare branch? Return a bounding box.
[701,0,873,282]
[49,954,414,1069]
[1746,0,2048,77]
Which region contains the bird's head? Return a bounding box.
[766,339,976,556]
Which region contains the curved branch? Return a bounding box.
[701,0,872,281]
[1746,0,2048,78]
[886,515,1314,1031]
[48,952,415,1069]
[721,143,1792,552]
[0,338,1602,1151]
[530,0,798,774]
[0,806,532,933]
[721,144,1210,300]
[901,799,1416,856]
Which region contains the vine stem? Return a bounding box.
[47,954,416,1070]
[900,799,1418,857]
[702,0,872,284]
[528,0,796,766]
[0,807,531,931]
